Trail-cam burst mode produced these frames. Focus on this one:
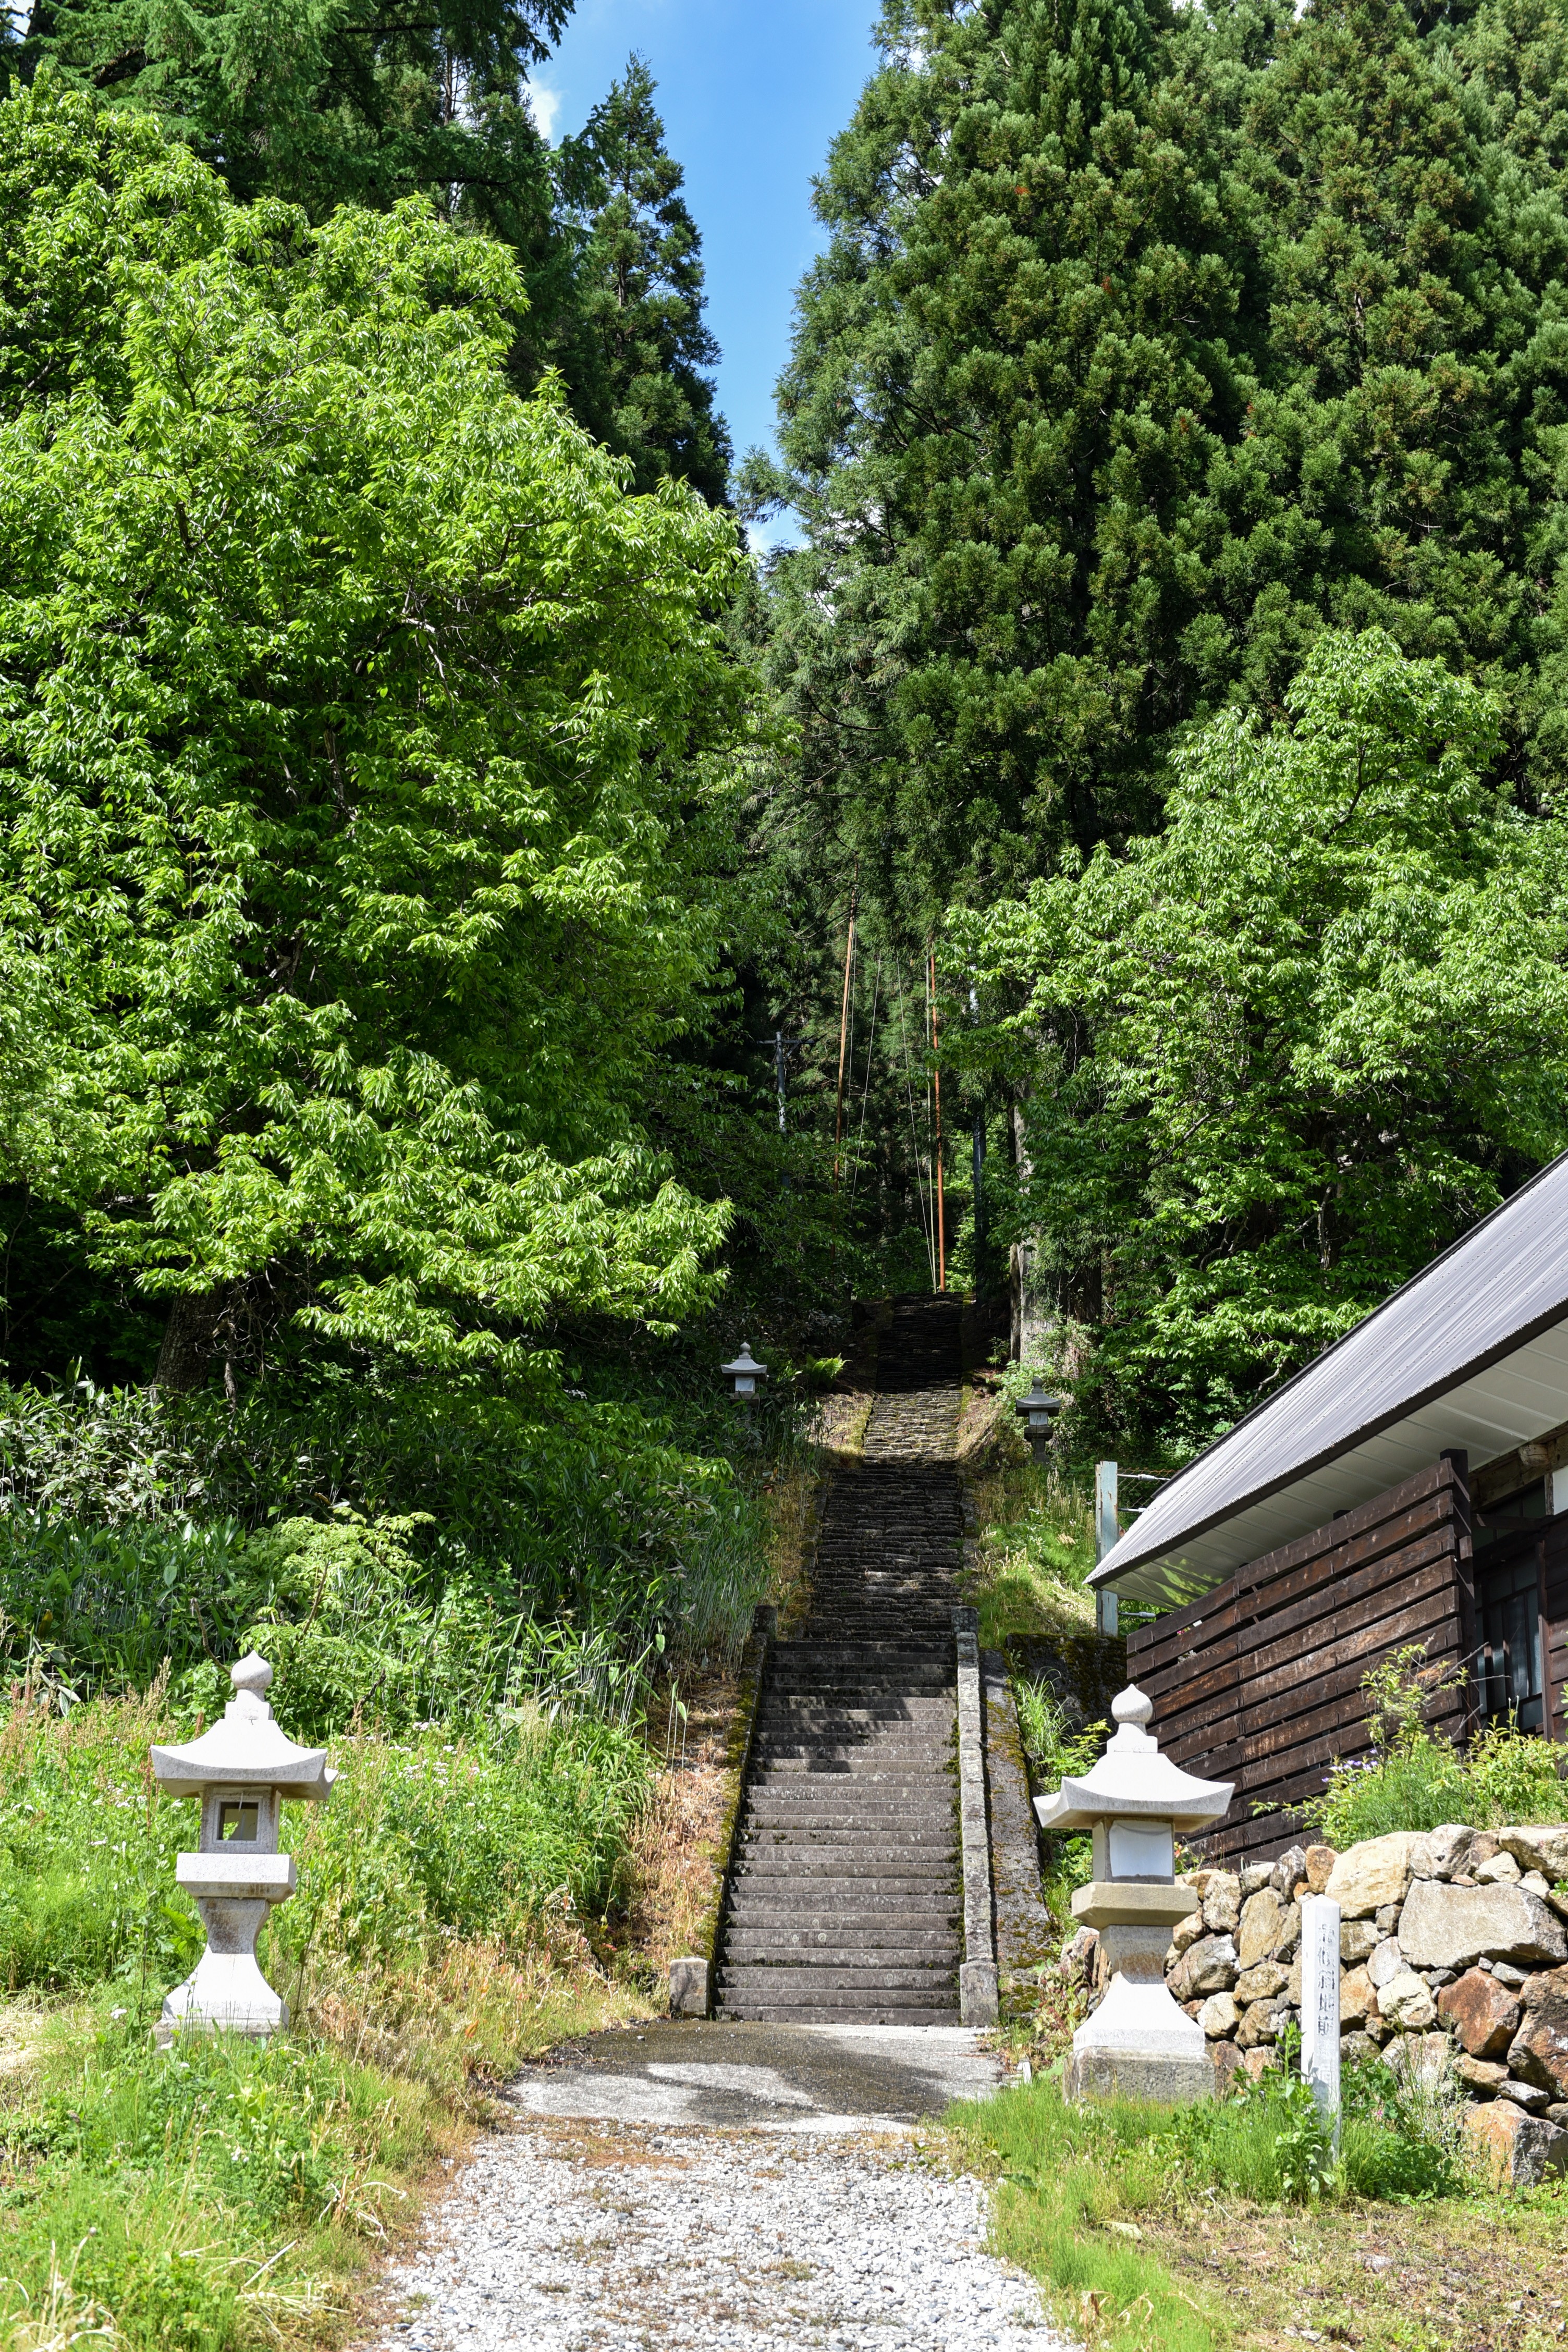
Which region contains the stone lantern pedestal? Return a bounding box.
[1037,1685,1233,2104]
[150,1652,332,2041]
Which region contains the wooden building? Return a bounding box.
[1095,1159,1568,1860]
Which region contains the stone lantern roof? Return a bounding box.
[150,1652,332,1800]
[1035,1686,1232,1834]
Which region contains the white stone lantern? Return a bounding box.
[1036,1684,1232,2103]
[149,1651,332,2041]
[720,1341,768,1402]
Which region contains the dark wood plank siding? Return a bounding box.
[1126,1459,1471,1861]
[1544,1516,1568,1747]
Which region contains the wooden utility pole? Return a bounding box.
[930,946,946,1292]
[832,875,859,1191]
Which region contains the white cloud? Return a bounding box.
[529,81,565,142]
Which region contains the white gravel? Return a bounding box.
[380,2122,1070,2350]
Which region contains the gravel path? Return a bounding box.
[381,2120,1070,2351]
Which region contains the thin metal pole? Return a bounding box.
[930,947,946,1293]
[1095,1461,1120,1636]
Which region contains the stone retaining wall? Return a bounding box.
[1064,1822,1568,2183]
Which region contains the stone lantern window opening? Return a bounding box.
[1106,1819,1175,1882]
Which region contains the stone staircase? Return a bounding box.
[716,1297,970,2025]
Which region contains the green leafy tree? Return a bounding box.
[953,630,1568,1446]
[556,54,731,503]
[0,82,745,1388]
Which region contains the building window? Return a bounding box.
[1473,1476,1547,1554]
[1477,1549,1545,1734]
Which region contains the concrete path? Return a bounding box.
[506,2019,1005,2132]
[375,2024,1076,2351]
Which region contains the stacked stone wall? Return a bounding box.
[1064,1822,1568,2183]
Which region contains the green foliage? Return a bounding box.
[1014,1685,1105,1785]
[277,1709,652,1964]
[1299,1645,1568,1845]
[0,1364,776,1693]
[13,0,570,238]
[0,1513,262,1707]
[0,1687,650,1998]
[746,0,1260,938]
[11,0,739,506]
[0,2013,445,2350]
[0,83,744,1381]
[1465,1713,1568,1824]
[754,0,1568,924]
[0,1693,197,1994]
[0,1679,654,2348]
[556,55,731,503]
[957,631,1568,1446]
[972,1459,1099,1647]
[948,2054,1461,2346]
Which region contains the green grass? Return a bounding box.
[965,1459,1098,1647]
[0,1687,658,2347]
[945,2060,1561,2352]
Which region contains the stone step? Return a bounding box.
[742,1803,952,1828]
[724,1896,962,1926]
[715,2000,961,2025]
[751,1764,952,1781]
[725,1934,961,1961]
[740,1820,953,1843]
[759,1699,955,1719]
[718,1966,957,1992]
[728,1864,957,1888]
[753,1732,954,1751]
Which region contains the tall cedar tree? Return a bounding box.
[5,3,734,489]
[751,0,1568,944]
[745,0,1267,946]
[557,55,731,503]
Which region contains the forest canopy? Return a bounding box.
[953,629,1568,1447]
[742,0,1568,1448]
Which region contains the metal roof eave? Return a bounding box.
[1089,1147,1568,1606]
[1094,1310,1568,1605]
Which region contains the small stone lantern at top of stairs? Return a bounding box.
[720,1342,768,1402]
[149,1651,333,2042]
[1036,1683,1233,2103]
[1013,1377,1062,1463]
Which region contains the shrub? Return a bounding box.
[0,1369,777,1695]
[1298,1646,1568,1846]
[1014,1685,1102,1929]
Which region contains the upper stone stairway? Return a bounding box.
[716,1296,970,2025]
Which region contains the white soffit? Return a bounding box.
[1093,1151,1568,1609]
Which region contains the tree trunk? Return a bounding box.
[154,1291,223,1391]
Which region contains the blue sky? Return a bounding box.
[532,0,881,525]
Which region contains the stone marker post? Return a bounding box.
[1300,1893,1342,2153]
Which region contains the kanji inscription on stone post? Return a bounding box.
[1300,1892,1342,2151]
